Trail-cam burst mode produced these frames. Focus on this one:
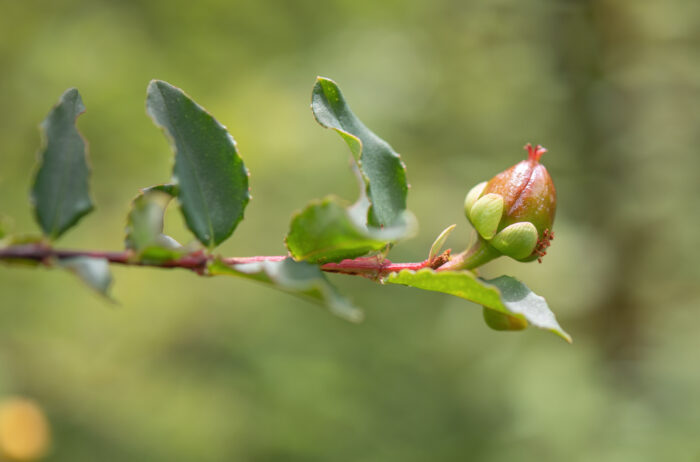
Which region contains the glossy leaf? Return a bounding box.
[125,188,183,262]
[58,257,113,300]
[386,269,571,342]
[31,88,93,239]
[147,80,250,248]
[312,77,408,227]
[286,196,412,264]
[209,257,363,322]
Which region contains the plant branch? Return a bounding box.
[0,244,439,278]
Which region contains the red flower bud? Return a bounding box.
[487,144,555,223]
[462,144,556,264]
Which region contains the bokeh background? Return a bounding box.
[1,0,699,460]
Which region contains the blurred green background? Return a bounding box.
[1,0,699,460]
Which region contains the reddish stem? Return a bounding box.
[0,245,434,278]
[321,258,431,278]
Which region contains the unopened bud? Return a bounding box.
[464,143,556,263]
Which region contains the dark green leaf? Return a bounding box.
[209,257,363,322]
[58,256,113,300]
[146,80,250,248]
[31,88,93,239]
[386,269,571,342]
[286,196,412,264]
[312,77,408,227]
[125,188,183,262]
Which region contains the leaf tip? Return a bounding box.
[557,330,573,344]
[59,87,84,110]
[315,75,335,85]
[147,79,167,91]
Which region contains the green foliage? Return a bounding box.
[125,188,183,262]
[482,306,528,331]
[1,78,570,342]
[31,88,93,240]
[57,257,113,299]
[311,77,409,228]
[209,257,363,322]
[387,270,571,342]
[146,80,250,249]
[286,196,392,264]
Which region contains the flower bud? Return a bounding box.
[464,144,556,263]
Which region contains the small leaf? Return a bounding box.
[312,77,408,228]
[209,257,363,322]
[125,188,183,262]
[286,196,413,264]
[58,257,113,300]
[484,275,570,342]
[147,80,250,248]
[31,88,93,239]
[386,269,571,342]
[428,224,456,262]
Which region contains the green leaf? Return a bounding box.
[146,80,250,248]
[428,224,456,262]
[31,88,94,239]
[142,183,179,196]
[311,77,408,228]
[209,257,363,322]
[386,269,571,342]
[286,196,414,264]
[482,307,528,331]
[58,256,113,300]
[125,188,183,262]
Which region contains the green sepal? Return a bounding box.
[490,221,538,260]
[468,193,504,240]
[464,181,487,217]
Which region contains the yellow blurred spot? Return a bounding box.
[0,398,50,461]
